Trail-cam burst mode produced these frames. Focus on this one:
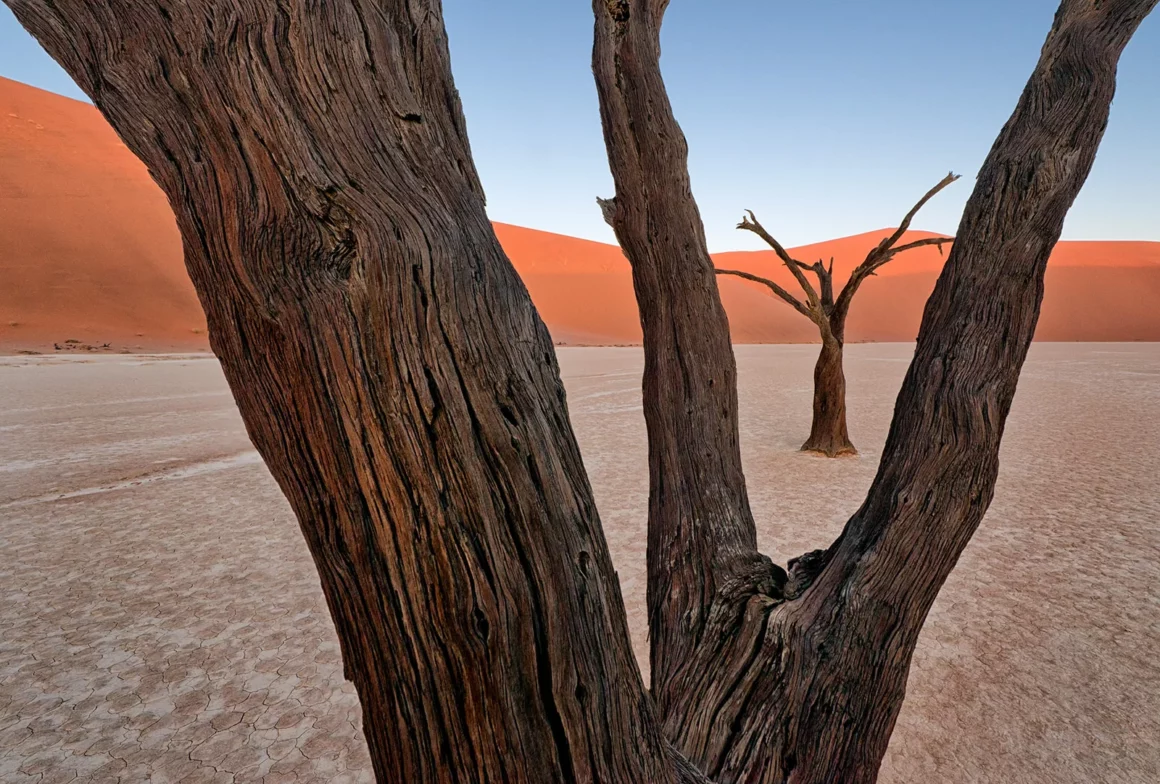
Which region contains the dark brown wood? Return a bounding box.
[7,0,1154,782]
[801,336,854,456]
[591,0,778,716]
[721,174,959,456]
[598,1,1154,781]
[716,2,1154,780]
[4,2,689,782]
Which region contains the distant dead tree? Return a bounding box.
[716,175,959,456]
[8,0,1155,781]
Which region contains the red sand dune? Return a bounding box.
[713,232,1160,344]
[504,222,1160,345]
[0,77,202,353]
[3,75,1159,352]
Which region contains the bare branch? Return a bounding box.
[857,236,955,281]
[737,210,821,310]
[811,258,835,312]
[833,174,961,323]
[870,172,961,259]
[858,235,955,285]
[715,268,814,321]
[889,236,954,256]
[790,259,834,311]
[736,211,797,267]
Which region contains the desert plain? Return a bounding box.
[2,343,1159,783]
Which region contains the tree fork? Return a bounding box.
[602,0,1157,781]
[6,0,1155,783]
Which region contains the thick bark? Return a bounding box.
[4,2,686,782]
[801,337,854,457]
[591,0,777,713]
[771,3,1159,780]
[9,0,1154,783]
[606,1,1156,783]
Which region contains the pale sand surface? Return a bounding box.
[2,344,1158,783]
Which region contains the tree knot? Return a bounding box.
[317,186,359,280]
[784,549,829,599]
[604,0,630,27]
[717,551,788,607]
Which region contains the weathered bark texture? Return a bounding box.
[750,2,1156,780]
[591,0,777,715]
[598,0,1155,782]
[9,0,1155,782]
[802,337,853,456]
[719,175,960,457]
[4,2,690,782]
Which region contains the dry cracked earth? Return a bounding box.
[2,344,1159,783]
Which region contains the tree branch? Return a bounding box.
[714,268,813,320]
[833,174,960,324]
[856,236,955,282]
[737,210,822,311]
[787,2,1157,777]
[870,172,960,260]
[593,0,766,720]
[812,258,835,312]
[889,236,954,256]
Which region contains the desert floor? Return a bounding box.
[2,344,1158,783]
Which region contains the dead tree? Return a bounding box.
[8,0,1154,781]
[716,175,959,456]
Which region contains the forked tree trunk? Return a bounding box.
[9,0,1155,782]
[801,336,855,457]
[597,1,1156,782]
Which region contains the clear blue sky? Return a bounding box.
[2,1,1157,250]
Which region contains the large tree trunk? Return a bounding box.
[801,336,855,457]
[4,2,689,782]
[591,0,775,714]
